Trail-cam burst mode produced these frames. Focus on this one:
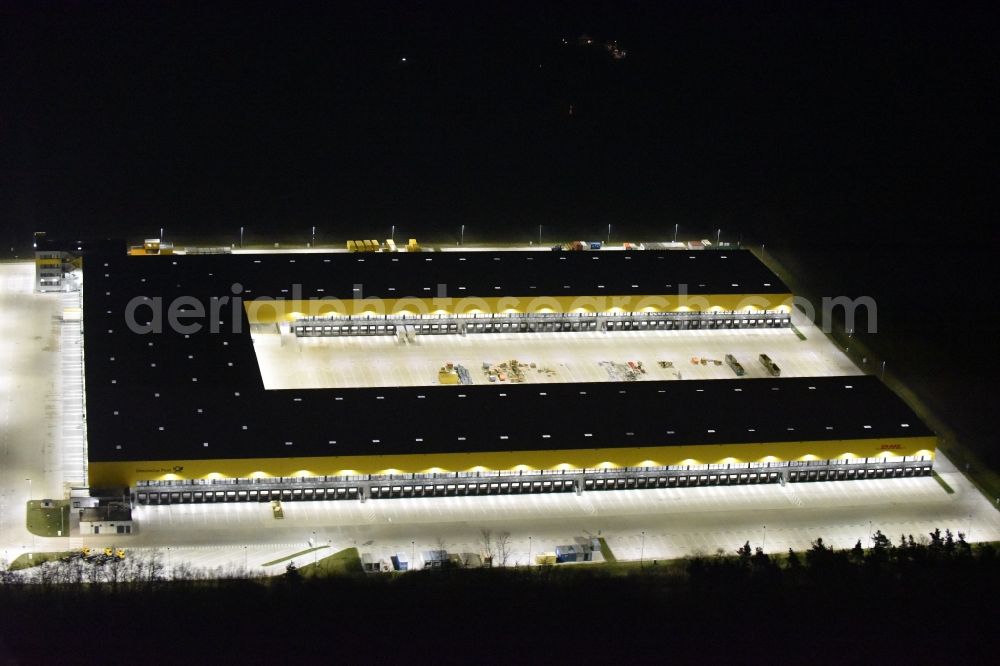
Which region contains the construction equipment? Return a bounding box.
[438,366,460,385]
[600,361,641,381]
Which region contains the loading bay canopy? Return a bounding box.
[134,459,934,506]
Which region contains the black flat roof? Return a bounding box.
[92,248,789,301]
[82,249,928,465]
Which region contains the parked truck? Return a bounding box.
[759,353,781,377]
[725,354,745,377]
[555,544,592,563]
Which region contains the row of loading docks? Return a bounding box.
[586,471,783,490]
[136,486,360,505]
[788,466,931,482]
[292,313,791,338]
[134,464,930,505]
[604,317,790,331]
[465,320,599,334]
[295,323,399,337]
[368,478,578,498]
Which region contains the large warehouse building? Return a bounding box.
[76,245,935,503]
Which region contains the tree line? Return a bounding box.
[0,530,996,663]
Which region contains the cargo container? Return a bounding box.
[421,550,447,569]
[361,553,379,572]
[390,553,409,571]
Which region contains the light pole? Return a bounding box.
[311,226,316,247]
[968,514,973,540]
[528,536,532,566]
[244,545,248,570]
[240,226,244,248]
[411,540,415,568]
[762,525,766,552]
[25,479,33,551]
[460,224,465,245]
[868,521,873,548]
[673,223,678,243]
[160,227,164,241]
[716,228,721,246]
[391,225,395,242]
[607,223,612,244]
[880,361,886,379]
[640,531,645,568]
[538,225,542,246]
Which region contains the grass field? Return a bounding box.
[295,547,363,577]
[9,551,74,571]
[26,500,69,537]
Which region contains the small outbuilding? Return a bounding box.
[79,504,133,535]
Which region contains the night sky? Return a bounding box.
[2,2,998,463]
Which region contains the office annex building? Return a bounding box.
[64,242,935,505]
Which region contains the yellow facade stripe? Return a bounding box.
[91,436,936,487]
[245,293,793,324]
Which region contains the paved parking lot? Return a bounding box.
[0,263,68,563]
[253,318,860,390]
[115,449,999,574]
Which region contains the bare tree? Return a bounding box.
[479,529,494,567]
[172,561,195,580]
[496,532,512,567]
